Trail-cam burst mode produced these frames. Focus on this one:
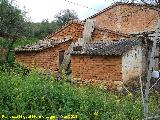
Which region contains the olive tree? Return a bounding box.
[0,0,27,66]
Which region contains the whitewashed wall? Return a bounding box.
[122,46,146,82]
[155,45,160,70]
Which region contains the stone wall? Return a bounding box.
[15,41,71,73]
[71,55,122,88]
[91,4,159,33]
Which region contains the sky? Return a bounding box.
[13,0,114,22]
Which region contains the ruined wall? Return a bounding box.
[71,55,122,88]
[122,46,146,83]
[15,41,71,72]
[92,4,159,33]
[49,23,84,43]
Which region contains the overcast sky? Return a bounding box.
[13,0,114,22]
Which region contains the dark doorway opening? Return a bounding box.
[59,50,65,66]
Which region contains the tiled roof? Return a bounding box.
[71,39,142,56]
[15,37,71,52]
[86,2,160,20]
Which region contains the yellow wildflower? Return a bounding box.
[94,112,98,116]
[128,93,133,97]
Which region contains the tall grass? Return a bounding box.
[0,66,159,119]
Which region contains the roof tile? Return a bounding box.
[15,37,71,52]
[71,38,142,56]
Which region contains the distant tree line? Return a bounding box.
[0,0,79,40]
[23,9,79,39]
[25,9,78,39]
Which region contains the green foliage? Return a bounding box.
[0,37,8,48]
[13,37,39,47]
[55,9,78,27]
[0,1,78,47]
[31,20,59,39]
[0,68,147,120]
[0,0,27,39]
[0,38,15,64]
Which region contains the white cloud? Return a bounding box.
[13,0,113,22]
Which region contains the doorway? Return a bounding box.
[59,50,65,66]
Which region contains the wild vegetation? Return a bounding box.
[0,65,159,120]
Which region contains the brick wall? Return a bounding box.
[49,23,84,43]
[15,41,71,72]
[49,22,127,42]
[92,4,159,33]
[71,55,122,88]
[92,29,128,41]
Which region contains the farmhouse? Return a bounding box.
[15,20,129,72]
[15,2,160,89]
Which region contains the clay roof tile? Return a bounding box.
[71,38,142,56]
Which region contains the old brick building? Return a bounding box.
[15,20,129,72]
[87,2,160,33]
[15,38,72,72]
[71,39,147,89]
[15,2,160,89]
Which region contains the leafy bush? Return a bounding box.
[0,37,8,48]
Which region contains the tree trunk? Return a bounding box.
[5,39,16,72]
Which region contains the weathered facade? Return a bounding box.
[122,45,146,82]
[47,21,84,43]
[71,55,122,88]
[15,38,72,72]
[88,2,160,33]
[71,39,145,89]
[15,20,128,72]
